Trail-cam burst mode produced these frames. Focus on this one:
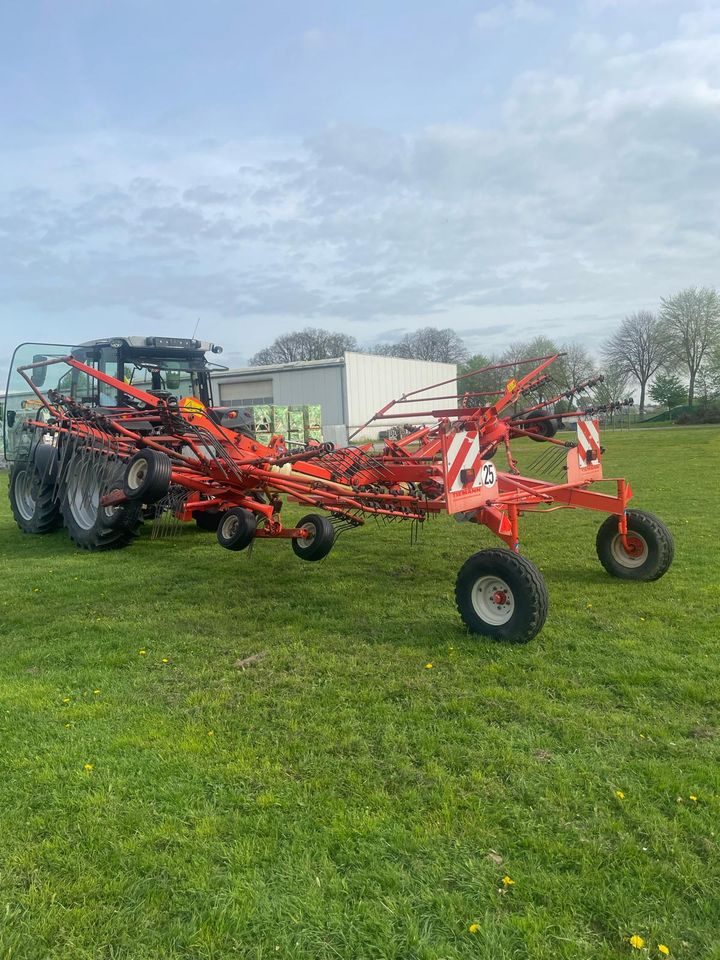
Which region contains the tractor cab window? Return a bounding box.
[3,342,76,461]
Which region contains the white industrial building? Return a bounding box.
[211,352,457,444]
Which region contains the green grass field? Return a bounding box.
[1,428,719,960]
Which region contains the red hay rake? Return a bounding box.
[10,351,674,643]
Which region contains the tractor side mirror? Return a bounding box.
[6,410,16,427]
[31,356,48,387]
[165,371,181,391]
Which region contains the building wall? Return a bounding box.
[343,352,457,439]
[212,361,346,440]
[212,353,457,445]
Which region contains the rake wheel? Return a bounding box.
[596,509,674,582]
[455,548,548,643]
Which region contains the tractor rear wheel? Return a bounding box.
[61,458,142,551]
[291,514,335,562]
[216,507,256,551]
[8,458,62,534]
[455,548,548,642]
[596,510,674,581]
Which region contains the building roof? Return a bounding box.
[212,354,346,380]
[212,351,456,381]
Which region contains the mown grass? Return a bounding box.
[0,427,719,960]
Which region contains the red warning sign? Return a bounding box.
[442,429,499,514]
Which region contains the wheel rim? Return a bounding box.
[15,468,37,521]
[471,574,515,625]
[296,522,316,549]
[67,466,101,531]
[610,532,648,568]
[221,513,240,539]
[127,458,148,492]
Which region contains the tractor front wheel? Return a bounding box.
[291,514,335,562]
[455,548,548,643]
[8,458,62,534]
[216,507,256,551]
[596,510,674,581]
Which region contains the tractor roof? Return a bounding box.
[80,336,223,355]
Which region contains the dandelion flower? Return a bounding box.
[615,790,625,800]
[689,794,698,802]
[501,875,515,886]
[84,763,93,771]
[93,690,100,695]
[468,923,480,934]
[629,935,645,949]
[658,946,670,956]
[139,649,146,655]
[62,697,71,703]
[161,658,169,663]
[425,663,433,669]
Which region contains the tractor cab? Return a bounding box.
[3,336,226,460]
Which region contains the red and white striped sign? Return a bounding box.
[577,418,601,468]
[442,430,499,514]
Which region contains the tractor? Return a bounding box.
[3,337,674,643]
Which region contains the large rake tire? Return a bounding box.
[123,450,172,504]
[61,458,142,551]
[8,458,62,534]
[291,514,335,562]
[193,509,223,532]
[455,548,548,643]
[523,412,557,441]
[217,507,256,551]
[596,510,674,582]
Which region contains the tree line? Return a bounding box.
[249,287,720,416]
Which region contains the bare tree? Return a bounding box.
[553,341,596,392]
[251,328,358,365]
[602,311,667,415]
[593,360,631,406]
[659,287,720,405]
[373,327,468,364]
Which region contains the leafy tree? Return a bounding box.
[602,310,668,416]
[251,328,357,365]
[696,342,720,404]
[458,353,504,399]
[373,327,468,364]
[659,287,720,405]
[649,372,687,415]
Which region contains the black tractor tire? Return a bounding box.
[216,507,257,551]
[123,450,173,504]
[291,514,335,562]
[193,509,223,532]
[522,411,557,441]
[596,509,674,581]
[8,458,62,534]
[455,548,548,643]
[60,458,142,551]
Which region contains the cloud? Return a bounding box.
[1,6,719,369]
[475,0,552,30]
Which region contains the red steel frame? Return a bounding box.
[16,352,635,549]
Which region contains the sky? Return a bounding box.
[1,0,720,378]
